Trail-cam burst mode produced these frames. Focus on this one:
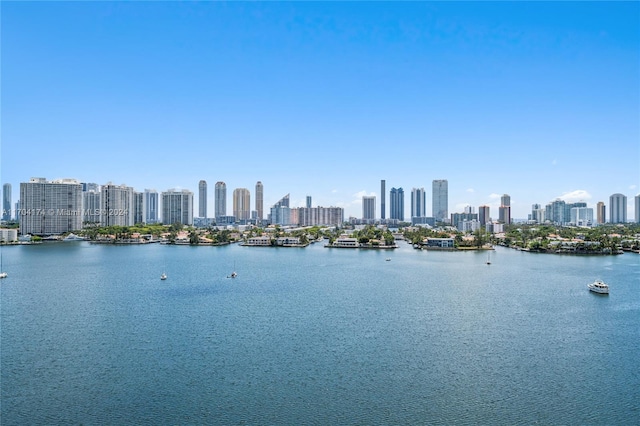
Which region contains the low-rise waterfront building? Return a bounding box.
[276,236,302,246]
[422,237,455,248]
[330,236,359,248]
[0,228,18,242]
[245,236,271,246]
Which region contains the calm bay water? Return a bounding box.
[1,241,639,425]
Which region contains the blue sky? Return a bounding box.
[2,2,639,220]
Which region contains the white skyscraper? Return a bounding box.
[101,183,135,226]
[83,188,101,225]
[570,207,594,227]
[609,193,627,223]
[19,177,83,235]
[362,196,376,220]
[635,194,640,223]
[162,189,194,226]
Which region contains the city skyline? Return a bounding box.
[1,2,638,219]
[3,176,640,224]
[6,177,640,237]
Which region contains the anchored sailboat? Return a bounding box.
[0,246,7,278]
[227,261,237,278]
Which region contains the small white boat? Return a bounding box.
[588,279,609,294]
[0,249,6,278]
[63,233,86,241]
[160,273,167,280]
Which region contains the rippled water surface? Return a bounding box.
[1,241,639,424]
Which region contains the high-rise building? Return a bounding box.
[306,196,312,209]
[635,195,640,224]
[19,177,83,235]
[215,182,227,220]
[2,183,11,221]
[609,193,627,223]
[362,196,376,220]
[233,188,251,221]
[479,205,490,226]
[144,189,159,224]
[381,180,386,220]
[272,193,289,209]
[530,203,545,224]
[255,181,264,221]
[298,206,343,226]
[432,180,448,222]
[269,194,290,225]
[83,188,101,225]
[570,207,594,226]
[451,212,478,231]
[198,180,207,218]
[596,201,606,224]
[82,182,99,192]
[390,187,404,221]
[498,193,511,224]
[101,183,135,226]
[545,199,567,225]
[133,192,144,224]
[411,187,426,219]
[162,189,194,226]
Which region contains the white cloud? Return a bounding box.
[630,184,637,190]
[466,188,474,193]
[489,193,501,199]
[557,189,592,202]
[331,189,338,193]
